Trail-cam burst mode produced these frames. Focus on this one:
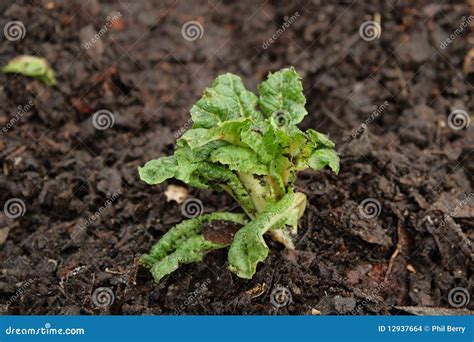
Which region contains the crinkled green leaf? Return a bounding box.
[143,212,248,263]
[211,145,268,175]
[181,119,250,148]
[306,129,336,148]
[175,140,229,164]
[138,156,178,185]
[2,55,56,86]
[228,192,306,279]
[191,73,263,128]
[190,162,257,216]
[148,235,224,282]
[258,67,307,126]
[141,212,248,282]
[308,148,340,174]
[240,123,279,165]
[284,126,310,157]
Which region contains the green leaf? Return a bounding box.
[2,55,56,86]
[191,73,263,128]
[308,148,340,174]
[149,235,224,282]
[306,129,336,148]
[138,156,178,185]
[268,155,289,195]
[141,212,248,282]
[191,163,257,217]
[240,123,279,165]
[211,145,268,175]
[181,119,250,148]
[228,192,306,279]
[258,67,307,126]
[175,140,229,164]
[284,126,310,157]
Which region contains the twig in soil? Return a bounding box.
[385,219,409,282]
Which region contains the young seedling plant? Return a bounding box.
[139,67,339,282]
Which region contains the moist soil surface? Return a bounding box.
[0,0,473,315]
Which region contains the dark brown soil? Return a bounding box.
[0,0,472,315]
